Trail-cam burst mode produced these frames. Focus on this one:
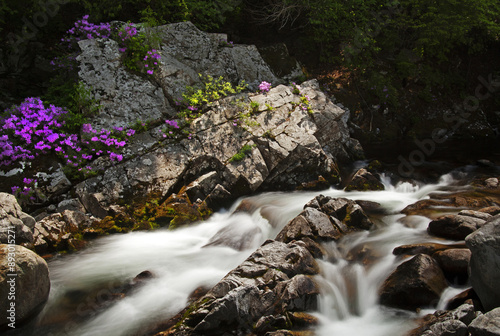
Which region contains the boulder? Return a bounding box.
[428,215,485,240]
[33,211,93,253]
[0,193,35,246]
[0,244,50,328]
[74,81,362,225]
[158,240,320,335]
[305,195,373,231]
[344,168,385,191]
[56,198,86,213]
[478,206,500,216]
[426,319,469,336]
[379,254,448,310]
[276,195,373,245]
[484,177,499,189]
[465,216,500,311]
[458,210,492,221]
[469,307,500,336]
[154,22,281,97]
[433,249,471,280]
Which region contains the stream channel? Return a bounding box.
[8,165,482,336]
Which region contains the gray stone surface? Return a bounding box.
[469,308,500,335]
[466,216,500,311]
[154,22,279,97]
[0,193,35,246]
[74,80,362,217]
[0,244,50,327]
[77,38,171,131]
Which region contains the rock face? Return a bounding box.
[75,80,362,220]
[0,193,35,247]
[0,244,50,328]
[77,21,285,131]
[379,254,448,310]
[78,37,171,131]
[154,22,281,100]
[161,240,320,335]
[466,216,500,311]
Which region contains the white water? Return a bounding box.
[15,174,466,336]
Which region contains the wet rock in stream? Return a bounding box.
[379,254,448,311]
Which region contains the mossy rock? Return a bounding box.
[344,168,385,192]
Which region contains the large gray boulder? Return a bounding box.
[75,80,363,218]
[77,21,284,131]
[0,193,35,247]
[466,216,500,311]
[0,244,50,328]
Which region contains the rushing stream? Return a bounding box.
[10,172,469,336]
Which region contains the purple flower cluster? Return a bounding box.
[117,23,138,52]
[80,123,133,163]
[165,120,179,129]
[60,15,111,48]
[11,178,38,203]
[159,119,180,138]
[52,15,111,69]
[1,97,66,165]
[259,81,272,93]
[143,49,161,75]
[1,98,134,176]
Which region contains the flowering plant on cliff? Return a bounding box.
[259,81,272,93]
[1,98,135,180]
[115,22,161,76]
[53,17,161,77]
[60,15,112,49]
[52,15,112,71]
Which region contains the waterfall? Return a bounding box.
[8,173,464,336]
